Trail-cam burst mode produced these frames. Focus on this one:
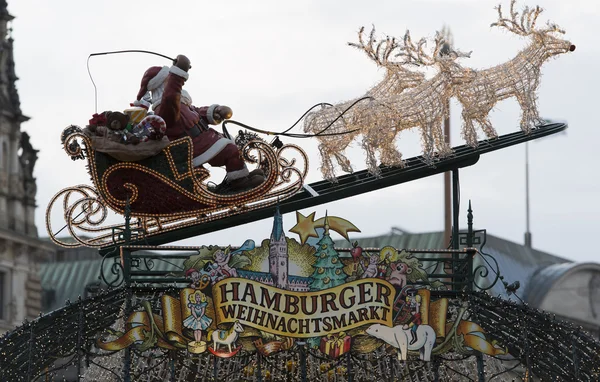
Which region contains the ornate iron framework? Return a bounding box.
[3,121,599,381]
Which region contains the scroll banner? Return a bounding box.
[456,321,508,356]
[212,278,394,338]
[98,289,197,351]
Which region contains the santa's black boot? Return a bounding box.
[211,174,264,194]
[229,174,265,192]
[248,168,265,178]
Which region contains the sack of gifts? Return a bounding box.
[319,332,352,358]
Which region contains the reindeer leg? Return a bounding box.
[318,144,338,183]
[461,110,479,147]
[431,121,452,158]
[419,124,435,165]
[516,92,538,134]
[477,117,498,140]
[362,135,381,177]
[379,137,405,168]
[333,152,354,174]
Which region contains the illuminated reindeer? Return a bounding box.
[304,26,426,182]
[457,0,576,146]
[362,32,476,171]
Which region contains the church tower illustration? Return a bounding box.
[269,205,288,289]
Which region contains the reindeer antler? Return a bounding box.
[492,0,565,35]
[491,0,529,35]
[394,30,445,67]
[348,25,404,66]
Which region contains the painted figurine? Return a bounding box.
[185,268,204,289]
[208,247,238,282]
[183,291,213,343]
[361,254,379,279]
[403,291,422,345]
[131,54,265,193]
[377,253,391,278]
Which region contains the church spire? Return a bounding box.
[270,204,284,241]
[0,1,26,121]
[0,1,13,41]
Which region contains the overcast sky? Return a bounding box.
[8,0,600,262]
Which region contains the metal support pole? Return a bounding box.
[443,101,452,248]
[524,142,532,248]
[170,350,176,382]
[77,301,84,381]
[299,342,307,382]
[433,356,440,382]
[122,199,132,382]
[347,351,353,382]
[213,355,218,381]
[476,353,485,382]
[452,169,460,250]
[257,352,263,382]
[451,170,460,290]
[467,201,475,292]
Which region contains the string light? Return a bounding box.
[305,28,474,181]
[304,0,574,182]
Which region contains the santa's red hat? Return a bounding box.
[132,65,190,109]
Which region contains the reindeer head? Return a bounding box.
[348,26,426,92]
[492,0,576,58]
[396,31,477,86]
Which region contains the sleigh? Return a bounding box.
[47,126,308,248]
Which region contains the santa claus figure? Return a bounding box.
[132,54,265,193]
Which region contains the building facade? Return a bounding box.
[0,1,54,334]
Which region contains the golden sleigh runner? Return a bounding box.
[47,124,308,248]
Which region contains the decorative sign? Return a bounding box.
[98,209,506,360]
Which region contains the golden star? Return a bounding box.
[289,211,320,244]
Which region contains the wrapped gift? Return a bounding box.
[319,332,352,358]
[123,107,148,125]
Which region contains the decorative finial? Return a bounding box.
[324,210,330,235]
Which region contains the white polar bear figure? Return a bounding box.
[366,323,436,361]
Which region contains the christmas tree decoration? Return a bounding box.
[309,214,348,290]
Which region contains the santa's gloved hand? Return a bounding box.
[214,105,233,121]
[174,54,191,72]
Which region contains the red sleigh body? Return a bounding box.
[47,127,307,247]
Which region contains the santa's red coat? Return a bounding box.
[155,71,233,164]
